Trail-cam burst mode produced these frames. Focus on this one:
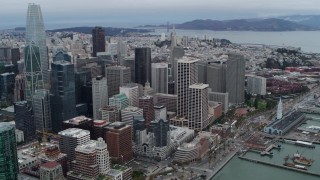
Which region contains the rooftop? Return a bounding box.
[75,140,97,154]
[0,122,13,133]
[64,116,92,125]
[58,128,90,138]
[189,83,209,89]
[41,161,61,169]
[122,106,143,112]
[107,169,122,177]
[177,56,199,64]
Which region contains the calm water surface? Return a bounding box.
[151,29,320,53]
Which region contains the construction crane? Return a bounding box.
[36,129,60,145]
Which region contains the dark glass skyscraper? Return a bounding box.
[92,27,105,57]
[150,119,170,147]
[14,101,35,142]
[134,47,151,86]
[0,122,18,180]
[50,60,76,132]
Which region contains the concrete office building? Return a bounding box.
[99,106,120,123]
[105,122,132,164]
[246,75,267,95]
[208,91,229,113]
[120,83,140,107]
[154,93,177,113]
[176,57,198,118]
[169,47,185,94]
[139,96,155,128]
[135,47,151,86]
[154,104,167,121]
[105,66,131,98]
[14,74,25,102]
[58,128,90,162]
[69,138,111,179]
[188,84,209,131]
[33,89,51,131]
[39,162,64,180]
[152,63,168,94]
[109,93,129,110]
[92,27,105,57]
[123,57,135,82]
[121,106,143,125]
[92,76,108,119]
[226,54,245,104]
[207,61,227,92]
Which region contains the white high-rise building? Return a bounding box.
[120,83,139,107]
[176,57,198,117]
[152,63,168,94]
[92,76,108,119]
[188,83,209,131]
[96,137,111,174]
[246,75,266,95]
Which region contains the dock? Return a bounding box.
[238,156,320,177]
[260,144,280,156]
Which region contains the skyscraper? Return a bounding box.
[24,44,43,102]
[105,122,132,164]
[207,61,227,93]
[152,63,168,94]
[14,101,35,142]
[0,72,15,103]
[105,66,131,98]
[226,54,245,104]
[246,75,267,95]
[92,27,106,57]
[33,89,51,131]
[0,122,18,180]
[109,93,129,110]
[135,47,151,86]
[92,76,108,119]
[50,61,76,132]
[58,128,90,163]
[138,96,154,128]
[120,83,140,107]
[188,84,209,131]
[14,74,25,102]
[150,119,170,147]
[26,3,48,85]
[176,57,198,117]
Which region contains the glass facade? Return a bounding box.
[0,122,18,180]
[50,61,76,132]
[26,3,48,84]
[24,44,43,102]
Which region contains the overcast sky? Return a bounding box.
[1,0,320,29]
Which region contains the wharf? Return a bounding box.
[238,156,320,178]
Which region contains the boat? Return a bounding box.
[283,162,308,170]
[292,152,313,166]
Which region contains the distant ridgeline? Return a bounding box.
[47,27,152,36]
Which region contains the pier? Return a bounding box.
[238,156,320,178]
